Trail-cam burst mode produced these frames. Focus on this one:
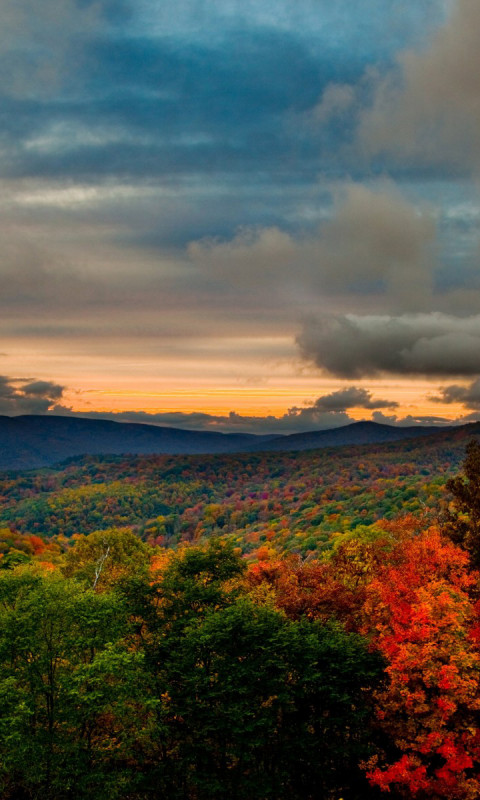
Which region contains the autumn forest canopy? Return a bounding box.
[1,433,480,798]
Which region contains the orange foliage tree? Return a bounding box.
[246,552,359,624]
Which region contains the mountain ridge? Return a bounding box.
[0,413,462,471]
[245,419,455,452]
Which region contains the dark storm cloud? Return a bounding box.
[298,313,480,378]
[0,376,65,415]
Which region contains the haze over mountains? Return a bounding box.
[0,414,460,471]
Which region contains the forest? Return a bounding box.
[0,422,473,561]
[1,434,480,798]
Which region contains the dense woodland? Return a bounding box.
[0,424,473,561]
[2,434,480,798]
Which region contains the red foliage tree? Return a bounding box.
[362,526,480,799]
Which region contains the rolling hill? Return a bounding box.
[0,414,456,471]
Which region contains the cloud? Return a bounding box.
[0,4,444,187]
[372,410,451,427]
[1,26,328,184]
[314,184,435,307]
[22,380,64,399]
[298,312,480,378]
[0,376,66,415]
[307,386,397,411]
[358,0,480,170]
[0,0,476,418]
[0,0,112,99]
[311,83,356,124]
[0,179,439,347]
[433,377,480,408]
[188,184,436,311]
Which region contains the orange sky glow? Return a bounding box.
[3,340,467,425]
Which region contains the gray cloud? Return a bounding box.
[0,376,66,415]
[0,0,106,99]
[0,229,100,312]
[22,380,64,399]
[358,0,480,170]
[372,410,451,427]
[0,180,438,344]
[188,184,436,311]
[298,312,480,378]
[315,184,435,307]
[48,403,455,434]
[308,386,397,411]
[433,377,480,408]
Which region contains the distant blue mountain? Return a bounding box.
[0,414,455,471]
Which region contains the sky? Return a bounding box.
[2,0,480,434]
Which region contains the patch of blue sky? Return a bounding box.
[133,0,447,58]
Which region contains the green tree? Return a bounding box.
[131,540,382,800]
[0,568,150,800]
[63,526,150,590]
[444,439,480,567]
[0,548,32,569]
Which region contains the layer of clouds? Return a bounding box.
[359,0,480,169]
[0,376,65,415]
[298,312,480,378]
[0,24,330,184]
[51,399,453,434]
[0,0,478,410]
[51,385,398,434]
[0,181,440,337]
[0,0,446,188]
[0,224,106,312]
